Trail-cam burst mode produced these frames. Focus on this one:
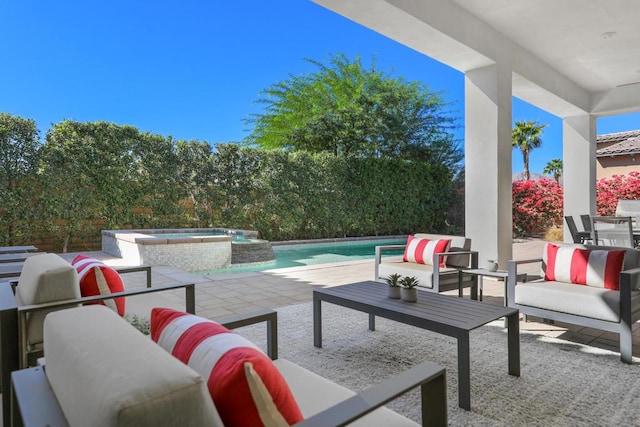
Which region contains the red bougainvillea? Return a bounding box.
[512,178,564,236]
[511,172,639,237]
[596,171,640,216]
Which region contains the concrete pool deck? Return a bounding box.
[59,237,640,358]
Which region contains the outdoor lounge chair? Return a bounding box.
[0,253,196,420]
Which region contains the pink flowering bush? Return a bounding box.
[511,172,639,237]
[596,171,640,215]
[512,179,564,236]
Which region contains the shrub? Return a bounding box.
[596,171,640,215]
[512,179,563,237]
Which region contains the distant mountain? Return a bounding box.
[512,171,548,182]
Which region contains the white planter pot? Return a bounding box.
[388,286,401,299]
[401,288,418,302]
[485,261,498,272]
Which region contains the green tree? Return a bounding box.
[543,158,563,184]
[512,120,547,181]
[245,53,461,173]
[0,113,41,244]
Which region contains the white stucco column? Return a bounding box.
[465,64,513,268]
[563,115,597,241]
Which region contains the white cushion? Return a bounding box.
[16,253,80,346]
[514,281,640,322]
[379,260,463,288]
[43,306,223,427]
[414,233,471,267]
[274,359,419,427]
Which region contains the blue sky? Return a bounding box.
[1,0,638,175]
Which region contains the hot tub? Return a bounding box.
[102,228,274,272]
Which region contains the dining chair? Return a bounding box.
[591,216,634,248]
[564,216,590,244]
[580,215,592,233]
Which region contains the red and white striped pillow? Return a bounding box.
[543,243,625,290]
[150,308,303,427]
[403,235,451,267]
[71,254,125,315]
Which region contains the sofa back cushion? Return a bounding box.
[543,243,626,290]
[403,235,451,267]
[414,233,471,267]
[151,307,304,427]
[15,253,81,346]
[44,306,223,427]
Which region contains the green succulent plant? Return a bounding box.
[384,273,402,288]
[400,276,420,289]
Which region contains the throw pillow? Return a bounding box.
[71,254,125,315]
[403,235,451,267]
[543,243,625,290]
[150,308,304,427]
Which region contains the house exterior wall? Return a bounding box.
[596,155,640,179]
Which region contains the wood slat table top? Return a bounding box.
[314,281,517,332]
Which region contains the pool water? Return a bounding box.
[198,238,406,275]
[151,233,254,242]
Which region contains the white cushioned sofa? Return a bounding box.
[506,242,640,364]
[375,233,478,297]
[11,305,448,427]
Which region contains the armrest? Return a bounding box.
[218,309,278,360]
[293,361,447,427]
[506,258,543,308]
[17,282,196,368]
[374,245,406,280]
[115,264,152,288]
[432,250,478,294]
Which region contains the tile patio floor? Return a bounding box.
[60,237,640,359]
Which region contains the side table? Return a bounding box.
[461,268,527,306]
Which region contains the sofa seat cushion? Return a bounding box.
[274,359,419,427]
[43,306,222,427]
[378,260,463,288]
[515,281,640,322]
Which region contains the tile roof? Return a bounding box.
[596,137,640,156]
[596,130,640,144]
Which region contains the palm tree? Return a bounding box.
[512,120,547,181]
[543,158,563,184]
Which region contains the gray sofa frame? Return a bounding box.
[506,256,640,364]
[11,309,448,427]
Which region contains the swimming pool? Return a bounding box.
[198,238,407,275]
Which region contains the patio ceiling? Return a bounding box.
[312,0,640,118]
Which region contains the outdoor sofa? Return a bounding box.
[375,233,478,298]
[11,305,448,427]
[506,242,640,363]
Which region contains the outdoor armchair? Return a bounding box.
[0,254,195,424]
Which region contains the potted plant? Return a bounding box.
[400,276,420,302]
[485,259,499,272]
[384,273,402,299]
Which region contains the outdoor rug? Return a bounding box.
[235,301,640,426]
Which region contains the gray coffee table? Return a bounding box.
[313,281,520,410]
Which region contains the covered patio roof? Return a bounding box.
[312,0,640,117]
[312,0,640,265]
